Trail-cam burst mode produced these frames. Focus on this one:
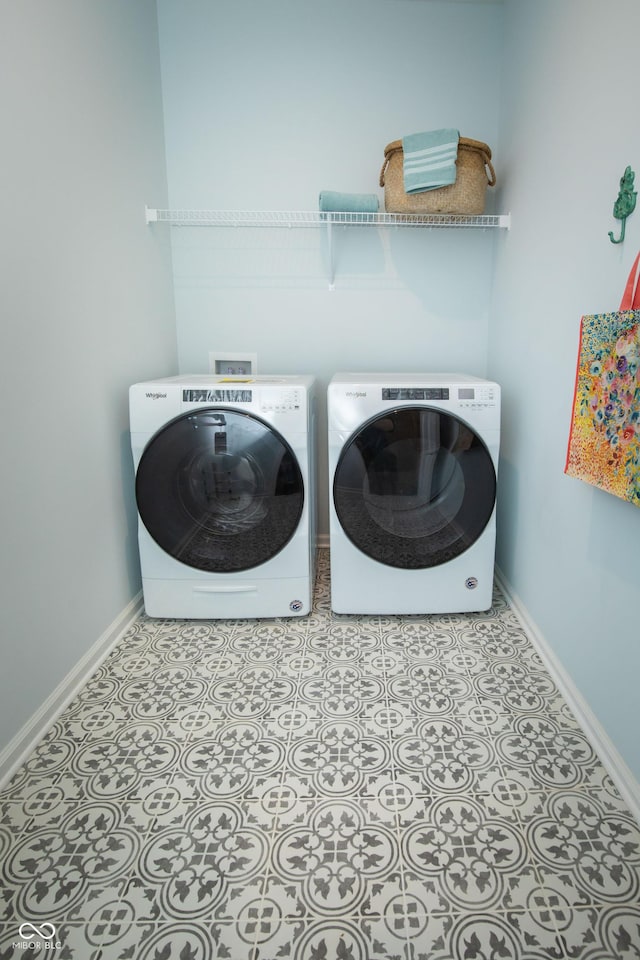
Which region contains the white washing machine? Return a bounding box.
[328,373,500,614]
[130,374,316,619]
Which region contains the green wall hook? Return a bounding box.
[609,165,637,244]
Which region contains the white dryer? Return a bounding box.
[130,375,316,619]
[328,373,500,614]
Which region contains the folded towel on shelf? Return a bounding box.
[402,128,460,194]
[318,191,379,213]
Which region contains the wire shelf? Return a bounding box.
[145,206,510,287]
[145,207,510,229]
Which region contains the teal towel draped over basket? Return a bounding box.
[402,128,460,194]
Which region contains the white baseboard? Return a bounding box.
[0,592,144,790]
[495,566,640,824]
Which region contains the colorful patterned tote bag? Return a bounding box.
[565,252,640,506]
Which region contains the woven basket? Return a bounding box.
[379,137,496,215]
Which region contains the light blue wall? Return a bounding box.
[491,0,640,780]
[0,1,177,753]
[156,0,504,536]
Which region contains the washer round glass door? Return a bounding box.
[333,406,496,569]
[136,408,304,573]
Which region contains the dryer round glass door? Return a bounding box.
[136,408,304,572]
[333,406,496,569]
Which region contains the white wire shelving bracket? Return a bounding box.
[145,207,511,287]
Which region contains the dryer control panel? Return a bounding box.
[382,387,449,401]
[457,384,498,408]
[381,384,498,408]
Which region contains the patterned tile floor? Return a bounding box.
[1,551,640,959]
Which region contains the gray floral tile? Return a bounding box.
[495,714,600,790]
[411,909,571,959]
[392,717,496,794]
[283,718,391,798]
[526,790,640,906]
[567,904,640,958]
[400,794,539,915]
[1,550,639,959]
[127,800,272,924]
[2,802,143,925]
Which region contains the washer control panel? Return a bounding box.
[183,388,253,403]
[181,386,304,413]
